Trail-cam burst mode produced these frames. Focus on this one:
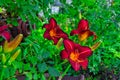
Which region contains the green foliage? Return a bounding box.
[38,62,47,73]
[0,0,120,79]
[48,67,60,77]
[0,0,52,27]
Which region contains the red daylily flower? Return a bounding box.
[70,19,97,41]
[43,18,68,44]
[0,25,11,41]
[60,39,92,71]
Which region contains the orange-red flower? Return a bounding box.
[70,19,97,41]
[43,18,68,44]
[60,39,92,71]
[0,25,11,41]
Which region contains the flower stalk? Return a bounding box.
[58,64,71,80]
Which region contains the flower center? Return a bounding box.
[70,49,80,61]
[78,31,89,41]
[70,52,79,61]
[70,49,84,62]
[49,29,56,37]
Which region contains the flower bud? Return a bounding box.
[91,41,102,51]
[8,49,21,65]
[3,34,23,53]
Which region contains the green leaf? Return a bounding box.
[38,62,47,73]
[13,61,23,70]
[42,51,50,59]
[0,7,2,13]
[9,68,16,77]
[48,67,60,77]
[41,74,46,80]
[25,72,32,80]
[24,63,31,71]
[33,73,38,80]
[0,46,3,53]
[114,53,120,58]
[28,56,37,66]
[81,0,96,6]
[4,68,10,79]
[11,78,17,80]
[11,19,18,26]
[23,48,28,57]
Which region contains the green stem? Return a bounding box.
[58,60,68,66]
[41,74,46,80]
[48,76,51,80]
[61,64,71,78]
[0,68,5,80]
[52,77,56,80]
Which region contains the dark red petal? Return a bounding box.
[43,30,51,40]
[76,44,92,58]
[89,31,97,40]
[69,59,81,71]
[61,33,68,39]
[78,19,89,31]
[57,29,68,39]
[80,59,88,70]
[60,50,69,59]
[0,25,8,31]
[49,18,57,28]
[63,39,74,52]
[43,24,50,29]
[1,31,11,41]
[70,30,80,36]
[52,37,59,45]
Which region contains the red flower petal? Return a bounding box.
[78,19,89,31]
[89,31,97,40]
[57,29,68,39]
[49,18,57,28]
[43,30,51,40]
[43,24,50,29]
[52,37,59,45]
[43,18,68,45]
[69,59,81,71]
[63,39,74,52]
[60,49,69,59]
[1,31,11,41]
[80,59,88,70]
[78,30,97,41]
[75,44,92,59]
[70,30,80,36]
[0,25,8,31]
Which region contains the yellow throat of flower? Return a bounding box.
[70,52,79,61]
[70,50,84,62]
[49,29,56,37]
[78,31,89,41]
